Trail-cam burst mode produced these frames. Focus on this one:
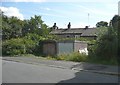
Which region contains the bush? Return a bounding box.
[87,27,118,65]
[97,30,117,59]
[24,33,47,56]
[23,38,36,54]
[2,38,36,56]
[2,33,49,56]
[67,52,88,62]
[88,27,118,59]
[2,38,25,56]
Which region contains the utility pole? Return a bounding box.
[118,1,120,15]
[88,13,90,27]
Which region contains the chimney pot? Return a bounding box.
[85,26,88,29]
[53,23,58,29]
[68,22,71,29]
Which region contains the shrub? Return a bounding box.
[2,38,25,56]
[96,29,117,59]
[56,54,68,60]
[24,33,47,56]
[23,38,36,54]
[88,27,118,59]
[67,52,88,62]
[87,27,118,65]
[2,38,36,56]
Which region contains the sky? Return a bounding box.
[0,0,120,28]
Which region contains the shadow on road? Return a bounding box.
[56,70,119,83]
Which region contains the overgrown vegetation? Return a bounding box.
[56,52,88,62]
[2,38,36,56]
[2,12,53,56]
[88,15,119,65]
[1,11,119,65]
[45,52,118,65]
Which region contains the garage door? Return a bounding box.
[58,42,73,55]
[43,43,56,55]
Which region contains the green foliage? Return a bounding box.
[96,27,108,37]
[57,52,88,62]
[110,15,120,60]
[110,15,120,29]
[89,15,119,61]
[1,10,119,65]
[89,27,118,59]
[2,13,50,40]
[1,12,53,56]
[87,54,118,65]
[23,33,52,56]
[88,27,118,66]
[2,38,25,56]
[52,37,93,41]
[2,38,36,56]
[23,38,36,54]
[22,15,50,37]
[88,15,119,65]
[2,15,23,40]
[24,33,45,42]
[96,21,108,27]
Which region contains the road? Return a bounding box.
[2,60,118,83]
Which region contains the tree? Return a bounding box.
[110,15,120,60]
[22,15,50,37]
[95,27,118,59]
[2,12,24,40]
[9,16,23,38]
[89,16,119,61]
[2,13,54,56]
[110,15,120,29]
[96,21,108,27]
[2,14,11,40]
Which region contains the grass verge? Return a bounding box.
[3,53,118,66]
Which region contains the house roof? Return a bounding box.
[50,28,98,36]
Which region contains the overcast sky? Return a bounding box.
[1,0,120,28]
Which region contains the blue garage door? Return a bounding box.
[58,42,73,55]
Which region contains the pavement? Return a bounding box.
[3,60,119,83]
[2,56,120,76]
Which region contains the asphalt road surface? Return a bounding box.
[2,60,118,83]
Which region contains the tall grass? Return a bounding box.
[56,52,88,62]
[56,52,118,65]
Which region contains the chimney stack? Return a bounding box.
[67,22,71,29]
[53,23,58,29]
[85,26,88,29]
